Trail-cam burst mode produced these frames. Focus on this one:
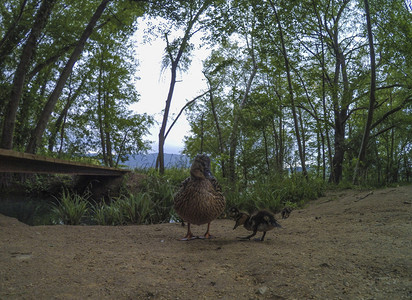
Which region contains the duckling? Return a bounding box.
[174,154,225,240]
[281,206,293,219]
[229,207,282,241]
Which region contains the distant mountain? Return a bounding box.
[123,153,191,169]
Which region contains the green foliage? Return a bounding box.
[0,0,151,159]
[140,172,177,223]
[89,169,181,225]
[226,174,325,214]
[19,174,72,195]
[0,0,410,210]
[32,167,328,226]
[52,189,90,225]
[90,192,159,226]
[182,0,411,187]
[116,193,152,224]
[91,199,124,226]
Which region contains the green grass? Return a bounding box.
[117,192,152,224]
[52,189,89,225]
[91,200,124,225]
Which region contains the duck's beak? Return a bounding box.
[233,220,241,230]
[273,221,282,228]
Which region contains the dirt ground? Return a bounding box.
[1,185,411,299]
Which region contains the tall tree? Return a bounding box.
[352,0,377,183]
[204,73,226,177]
[26,0,112,153]
[0,0,32,74]
[227,42,257,185]
[155,0,212,174]
[47,74,89,154]
[220,2,258,185]
[268,0,307,179]
[1,0,55,149]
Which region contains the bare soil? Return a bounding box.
[1,185,411,299]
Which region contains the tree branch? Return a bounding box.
[164,90,210,140]
[371,96,412,130]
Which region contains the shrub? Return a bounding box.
[91,191,163,225]
[91,200,124,225]
[226,174,325,214]
[52,189,89,225]
[117,192,152,224]
[138,172,176,223]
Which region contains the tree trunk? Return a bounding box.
[1,0,55,149]
[158,61,177,174]
[105,124,113,167]
[270,0,307,179]
[98,92,107,166]
[48,75,87,153]
[164,90,208,141]
[329,48,350,184]
[322,0,351,184]
[97,51,107,165]
[157,2,209,174]
[200,113,204,153]
[14,68,51,149]
[228,61,257,185]
[353,0,377,184]
[330,110,346,183]
[312,0,334,181]
[206,76,226,177]
[48,86,72,153]
[272,93,284,176]
[26,0,111,153]
[102,88,113,167]
[262,128,270,173]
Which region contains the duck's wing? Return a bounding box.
[208,177,223,194]
[174,177,190,204]
[179,177,191,189]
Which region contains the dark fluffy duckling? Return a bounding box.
[281,207,293,219]
[174,155,225,240]
[229,207,282,241]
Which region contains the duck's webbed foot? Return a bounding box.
[199,223,215,239]
[237,231,257,241]
[179,223,197,241]
[256,231,267,242]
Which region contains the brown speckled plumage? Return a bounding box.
[174,154,225,240]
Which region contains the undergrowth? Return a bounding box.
[51,169,327,225]
[52,188,90,225]
[225,174,325,213]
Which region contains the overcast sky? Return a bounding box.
[131,22,210,154]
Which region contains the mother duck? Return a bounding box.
[174,154,225,240]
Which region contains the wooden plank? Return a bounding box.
[0,149,130,176]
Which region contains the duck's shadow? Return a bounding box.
[175,236,276,250]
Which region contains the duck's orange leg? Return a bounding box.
[199,222,214,239]
[179,223,197,241]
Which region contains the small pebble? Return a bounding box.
[257,286,268,295]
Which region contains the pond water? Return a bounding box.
[0,195,56,225]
